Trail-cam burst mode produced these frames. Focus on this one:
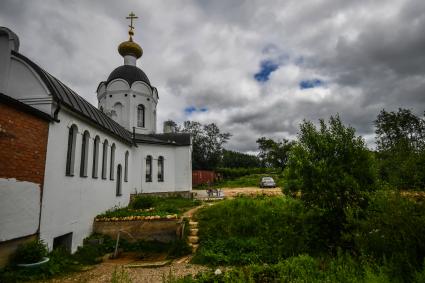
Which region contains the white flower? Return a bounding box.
[214,269,222,275]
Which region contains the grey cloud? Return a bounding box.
[1,0,424,153]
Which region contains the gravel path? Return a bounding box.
[40,256,208,283]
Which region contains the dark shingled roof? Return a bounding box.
[12,51,133,144]
[134,133,191,146]
[107,65,151,87]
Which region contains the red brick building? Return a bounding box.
[0,93,52,266]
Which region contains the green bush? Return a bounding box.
[346,190,425,282]
[131,195,156,209]
[192,197,325,265]
[284,115,377,244]
[11,239,48,265]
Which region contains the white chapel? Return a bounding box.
[0,14,192,255]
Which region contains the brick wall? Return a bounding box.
[0,102,49,185]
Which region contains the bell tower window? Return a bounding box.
[137,104,145,127]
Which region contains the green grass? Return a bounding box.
[167,253,400,283]
[195,173,284,189]
[192,196,324,265]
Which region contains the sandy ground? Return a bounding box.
[193,187,283,199]
[221,187,283,198]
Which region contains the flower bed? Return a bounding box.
[95,213,178,222]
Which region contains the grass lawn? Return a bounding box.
[195,173,284,189]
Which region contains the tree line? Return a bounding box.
[170,108,425,190]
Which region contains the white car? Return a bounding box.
[259,177,276,188]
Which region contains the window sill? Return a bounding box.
[66,174,74,177]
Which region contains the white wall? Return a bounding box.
[40,109,132,252]
[130,144,192,194]
[0,178,40,241]
[7,57,53,115]
[97,79,157,135]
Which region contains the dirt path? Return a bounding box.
[39,256,208,283]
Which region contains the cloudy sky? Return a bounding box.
[1,0,424,152]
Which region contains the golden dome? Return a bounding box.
[118,38,143,59]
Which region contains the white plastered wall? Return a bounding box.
[130,144,192,194]
[40,109,132,252]
[98,79,157,135]
[0,179,40,241]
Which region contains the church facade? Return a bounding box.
[0,22,191,255]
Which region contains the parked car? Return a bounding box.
[259,177,276,188]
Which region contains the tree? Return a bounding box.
[221,150,261,168]
[375,109,425,189]
[256,137,295,171]
[177,121,231,170]
[284,115,377,243]
[375,108,425,152]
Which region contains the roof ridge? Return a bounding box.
[11,50,133,144]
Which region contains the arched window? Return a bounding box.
[110,143,116,180]
[101,140,108,179]
[80,131,90,177]
[92,136,100,178]
[124,151,129,182]
[158,156,164,182]
[65,124,78,176]
[145,155,152,182]
[137,104,145,127]
[113,102,123,124]
[116,164,122,196]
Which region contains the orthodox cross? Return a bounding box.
[126,12,138,34]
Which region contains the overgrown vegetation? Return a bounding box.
[284,115,377,244]
[193,197,324,265]
[187,113,425,282]
[11,239,48,265]
[168,253,425,283]
[189,192,425,282]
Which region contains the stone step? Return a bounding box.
[188,236,199,244]
[189,221,198,227]
[189,243,199,253]
[190,228,198,236]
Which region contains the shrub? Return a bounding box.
[346,190,425,282]
[12,239,48,265]
[131,195,156,209]
[284,115,377,243]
